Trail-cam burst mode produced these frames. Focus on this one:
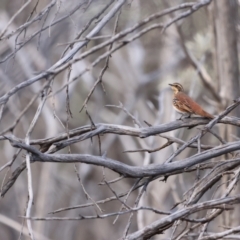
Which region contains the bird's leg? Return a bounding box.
[178,113,191,120]
[178,114,184,120]
[178,113,191,121]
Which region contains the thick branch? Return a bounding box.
[5,136,240,178]
[125,195,240,240]
[21,116,240,148]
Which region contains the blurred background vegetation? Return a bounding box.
[0,0,240,239]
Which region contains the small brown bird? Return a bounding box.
[169,83,214,119]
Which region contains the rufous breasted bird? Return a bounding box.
[169,83,214,119]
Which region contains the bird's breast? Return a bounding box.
[172,98,185,113]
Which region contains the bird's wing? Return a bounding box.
[174,92,213,118]
[174,93,195,113]
[177,92,205,114]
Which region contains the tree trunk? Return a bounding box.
[215,0,240,140]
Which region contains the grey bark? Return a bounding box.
[215,0,240,139]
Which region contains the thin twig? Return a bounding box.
[0,0,32,39]
[24,81,51,239]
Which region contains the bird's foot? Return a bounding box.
[178,114,191,121]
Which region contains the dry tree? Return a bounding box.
[0,0,240,239]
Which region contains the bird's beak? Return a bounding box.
[169,84,173,86]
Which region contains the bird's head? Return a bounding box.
[169,83,184,94]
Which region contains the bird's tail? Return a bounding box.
[199,109,214,119]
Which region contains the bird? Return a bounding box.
[169,83,214,119]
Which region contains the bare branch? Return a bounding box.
[4,135,240,179]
